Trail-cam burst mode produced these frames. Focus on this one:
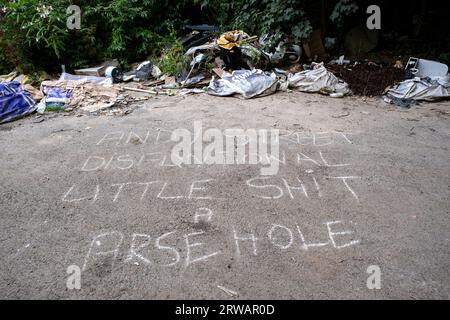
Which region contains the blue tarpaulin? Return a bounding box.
[0,81,37,123]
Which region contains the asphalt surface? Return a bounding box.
[0,92,449,299]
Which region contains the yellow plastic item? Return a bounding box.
[217,30,250,50]
[0,72,17,83]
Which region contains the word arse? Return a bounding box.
[82,217,360,272]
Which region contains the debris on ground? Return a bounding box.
[21,84,44,102]
[328,62,405,96]
[105,66,124,83]
[208,69,278,99]
[0,72,18,83]
[217,30,254,50]
[132,61,162,82]
[383,96,417,108]
[0,82,37,123]
[384,76,450,103]
[37,83,73,113]
[60,72,113,85]
[288,62,350,96]
[1,24,450,124]
[217,285,238,297]
[41,80,115,112]
[405,57,449,78]
[383,58,450,107]
[74,59,120,77]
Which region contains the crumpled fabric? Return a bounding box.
[207,69,279,99]
[217,30,250,50]
[288,63,350,95]
[0,81,36,123]
[385,76,450,101]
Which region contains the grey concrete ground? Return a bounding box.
[0,91,449,299]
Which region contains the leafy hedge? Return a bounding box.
[0,0,357,74]
[0,0,194,73]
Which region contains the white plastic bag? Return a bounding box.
[207,69,278,99]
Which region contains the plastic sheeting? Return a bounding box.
[60,72,113,85]
[0,81,36,123]
[207,69,278,99]
[385,76,450,101]
[288,63,350,95]
[184,43,217,56]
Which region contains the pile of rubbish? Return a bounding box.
[0,68,142,123]
[1,28,449,123]
[383,57,450,107]
[328,62,405,96]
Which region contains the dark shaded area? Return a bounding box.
[323,0,450,63]
[1,0,449,73]
[328,63,405,96]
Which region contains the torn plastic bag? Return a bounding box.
[135,61,152,81]
[0,82,36,123]
[207,69,278,99]
[385,76,450,101]
[288,63,350,95]
[132,61,162,81]
[184,43,218,56]
[43,86,73,100]
[383,96,417,108]
[182,75,205,87]
[190,54,206,67]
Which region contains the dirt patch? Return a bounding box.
[328,63,405,96]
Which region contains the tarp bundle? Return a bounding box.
[208,69,279,98]
[385,76,450,101]
[288,63,350,95]
[0,82,36,123]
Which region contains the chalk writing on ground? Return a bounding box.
[59,128,366,275]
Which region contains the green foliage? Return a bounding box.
[0,0,192,72]
[231,0,312,51]
[0,0,90,72]
[156,40,190,75]
[0,49,8,74]
[330,0,359,28]
[0,0,388,74]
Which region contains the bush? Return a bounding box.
[0,0,195,72]
[155,39,190,76]
[0,1,330,73]
[231,0,313,51]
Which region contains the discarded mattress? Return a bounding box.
[288,63,350,95]
[207,69,278,99]
[385,76,450,101]
[0,81,36,123]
